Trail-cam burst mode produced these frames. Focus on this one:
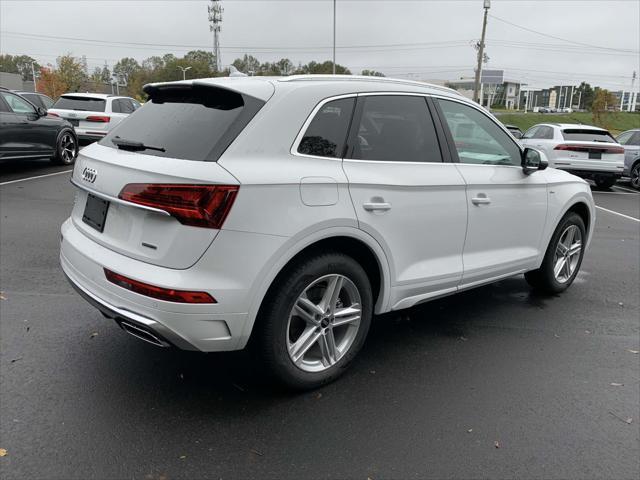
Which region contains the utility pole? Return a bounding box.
[629,71,636,112]
[31,62,37,92]
[473,0,490,104]
[178,66,192,80]
[332,0,336,74]
[208,0,223,72]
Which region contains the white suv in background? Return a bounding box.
[48,93,140,142]
[61,76,595,389]
[520,123,625,189]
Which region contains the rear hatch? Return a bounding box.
[550,128,625,170]
[70,83,267,269]
[49,95,111,135]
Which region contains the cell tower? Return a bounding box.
[208,0,223,71]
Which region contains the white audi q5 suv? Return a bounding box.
[60,75,595,389]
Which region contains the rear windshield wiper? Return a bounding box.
[112,136,166,152]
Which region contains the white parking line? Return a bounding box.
[612,185,639,194]
[595,206,640,223]
[592,191,635,195]
[0,169,73,186]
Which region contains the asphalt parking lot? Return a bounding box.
[1,161,639,480]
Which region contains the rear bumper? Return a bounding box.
[60,216,287,352]
[74,128,108,142]
[554,168,622,180]
[63,269,193,350]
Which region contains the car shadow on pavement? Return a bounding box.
[79,275,555,410]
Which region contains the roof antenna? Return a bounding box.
[229,65,247,77]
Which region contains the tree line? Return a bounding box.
[0,52,385,100]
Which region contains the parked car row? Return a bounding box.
[0,86,139,165]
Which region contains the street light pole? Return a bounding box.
[473,0,490,104]
[178,66,192,80]
[31,62,37,92]
[332,0,336,75]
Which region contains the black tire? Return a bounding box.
[255,252,373,390]
[525,212,586,294]
[594,176,617,190]
[630,161,640,191]
[51,129,78,165]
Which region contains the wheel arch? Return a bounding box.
[240,227,392,348]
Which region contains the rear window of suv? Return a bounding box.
[52,96,106,112]
[562,129,616,142]
[99,85,265,161]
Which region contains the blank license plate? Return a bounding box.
[588,152,602,160]
[82,194,110,232]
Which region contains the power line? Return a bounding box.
[489,14,639,53]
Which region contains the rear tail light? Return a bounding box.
[118,184,239,229]
[86,115,110,122]
[104,269,216,303]
[554,144,624,154]
[47,112,59,117]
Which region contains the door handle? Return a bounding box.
[363,202,391,212]
[471,194,491,206]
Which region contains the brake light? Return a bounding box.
[118,184,239,229]
[86,115,110,122]
[554,144,624,154]
[47,112,59,117]
[104,269,216,303]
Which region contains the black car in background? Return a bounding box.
[15,91,55,110]
[504,124,523,139]
[0,88,78,165]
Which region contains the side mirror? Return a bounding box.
[522,147,548,174]
[36,106,47,117]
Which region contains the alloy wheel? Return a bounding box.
[631,164,640,190]
[286,274,362,373]
[553,225,582,283]
[60,133,77,164]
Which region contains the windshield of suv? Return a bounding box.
[562,129,616,143]
[52,96,106,112]
[99,86,265,161]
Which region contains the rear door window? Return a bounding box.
[53,96,106,112]
[20,93,43,108]
[298,97,355,158]
[562,129,616,142]
[350,95,442,162]
[99,85,265,161]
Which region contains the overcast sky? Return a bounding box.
[1,0,638,90]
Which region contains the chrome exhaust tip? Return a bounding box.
[119,321,171,348]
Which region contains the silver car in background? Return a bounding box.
[616,129,640,190]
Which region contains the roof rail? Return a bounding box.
[279,74,462,96]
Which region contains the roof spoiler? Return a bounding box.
[143,78,274,102]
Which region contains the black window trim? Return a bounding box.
[430,94,524,168]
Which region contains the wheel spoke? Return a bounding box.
[289,326,321,363]
[554,257,566,279]
[297,296,324,318]
[564,226,575,247]
[568,242,581,258]
[563,256,573,277]
[319,330,338,366]
[556,242,568,256]
[319,275,343,314]
[332,305,361,327]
